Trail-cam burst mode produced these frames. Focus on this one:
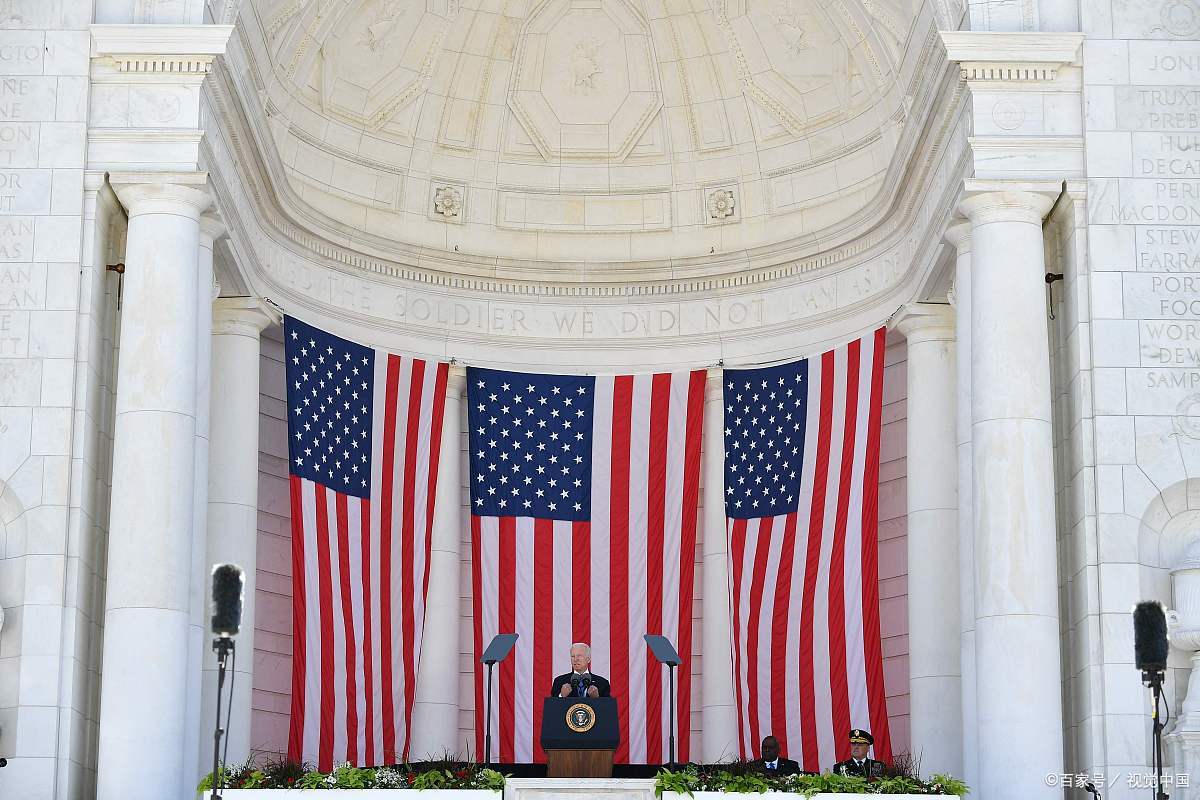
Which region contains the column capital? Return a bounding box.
[213,297,279,337]
[199,213,226,249]
[944,219,973,255]
[891,303,955,343]
[110,171,211,218]
[957,180,1061,227]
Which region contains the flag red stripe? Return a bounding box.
[335,494,359,764]
[533,519,554,761]
[861,329,892,761]
[379,354,401,763]
[799,350,835,772]
[399,359,425,759]
[729,518,748,758]
[423,363,449,602]
[644,373,671,763]
[498,516,517,764]
[572,521,590,643]
[771,511,799,755]
[746,516,774,756]
[360,497,374,764]
[828,341,860,757]
[287,474,308,762]
[314,485,335,771]
[676,371,704,763]
[471,515,485,760]
[609,375,633,764]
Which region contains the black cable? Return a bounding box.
[1162,684,1171,728]
[223,645,237,774]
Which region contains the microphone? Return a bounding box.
[569,675,581,696]
[1133,601,1169,676]
[211,564,245,638]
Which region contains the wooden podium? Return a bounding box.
[540,697,620,778]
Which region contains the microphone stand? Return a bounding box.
[211,636,235,799]
[1143,667,1168,800]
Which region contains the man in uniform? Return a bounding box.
[550,642,611,698]
[832,729,885,778]
[753,735,801,776]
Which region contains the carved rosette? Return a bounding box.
[707,188,737,221]
[433,186,464,220]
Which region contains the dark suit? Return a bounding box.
[550,672,611,698]
[832,758,885,779]
[754,757,801,776]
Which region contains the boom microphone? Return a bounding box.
[211,564,245,638]
[1133,601,1169,674]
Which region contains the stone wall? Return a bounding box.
[249,326,912,764]
[1051,8,1200,795]
[0,2,117,798]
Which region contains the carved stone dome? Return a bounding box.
[230,0,933,267]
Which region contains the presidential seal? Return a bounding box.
[565,702,596,733]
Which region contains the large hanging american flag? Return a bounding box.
[725,329,891,770]
[469,367,705,764]
[283,316,449,770]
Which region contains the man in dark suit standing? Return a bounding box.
[832,729,885,779]
[754,735,800,776]
[550,642,611,698]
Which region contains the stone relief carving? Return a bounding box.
[1152,0,1200,37]
[433,186,463,220]
[569,37,604,93]
[774,0,810,56]
[707,188,737,220]
[360,0,407,52]
[1174,394,1200,440]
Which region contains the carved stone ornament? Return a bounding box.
[707,188,737,220]
[433,186,463,220]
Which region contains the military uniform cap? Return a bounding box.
[848,729,874,745]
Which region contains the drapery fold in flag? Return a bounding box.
[469,368,705,764]
[283,315,449,770]
[724,328,891,770]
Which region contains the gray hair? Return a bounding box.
[569,642,591,657]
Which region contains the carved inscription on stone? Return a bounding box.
[0,309,27,356]
[0,263,44,308]
[0,216,32,260]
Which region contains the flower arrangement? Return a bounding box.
[198,757,507,792]
[654,760,968,797]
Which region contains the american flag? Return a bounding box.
[469,367,705,764]
[725,329,891,770]
[283,316,449,770]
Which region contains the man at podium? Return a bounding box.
[551,642,611,698]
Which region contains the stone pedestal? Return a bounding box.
[96,174,211,800]
[412,366,467,758]
[959,182,1063,800]
[891,303,962,777]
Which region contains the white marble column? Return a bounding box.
[945,220,978,791]
[97,174,211,800]
[959,183,1063,800]
[183,213,224,797]
[892,303,962,777]
[701,367,738,762]
[412,365,466,758]
[199,297,277,771]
